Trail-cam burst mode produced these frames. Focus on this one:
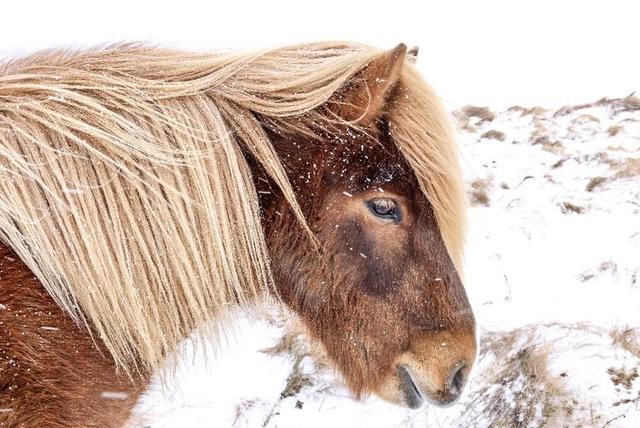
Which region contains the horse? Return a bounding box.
[0,42,476,427]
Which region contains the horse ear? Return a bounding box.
[330,43,407,125]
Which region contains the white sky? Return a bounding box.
[1,0,638,109]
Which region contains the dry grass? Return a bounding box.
[622,95,640,111]
[560,201,585,214]
[262,329,308,358]
[456,327,577,428]
[607,125,622,136]
[481,130,506,141]
[262,317,332,401]
[554,94,640,117]
[531,135,552,146]
[607,366,639,390]
[612,157,640,180]
[528,119,565,155]
[551,156,569,169]
[568,115,601,136]
[461,105,496,122]
[507,106,547,116]
[452,110,477,132]
[262,329,313,399]
[541,141,565,155]
[258,319,328,426]
[280,360,313,399]
[571,114,601,124]
[262,317,330,367]
[610,327,640,359]
[469,178,492,206]
[586,176,608,192]
[606,145,629,152]
[554,97,612,117]
[584,158,640,193]
[531,134,565,155]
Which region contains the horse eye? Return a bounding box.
[367,198,401,222]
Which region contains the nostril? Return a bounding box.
[447,363,466,396]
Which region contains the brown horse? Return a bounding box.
[0,42,476,427]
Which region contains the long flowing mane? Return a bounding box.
[0,43,465,373]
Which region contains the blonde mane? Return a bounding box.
[0,43,465,373]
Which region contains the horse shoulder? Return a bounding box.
[0,243,145,427]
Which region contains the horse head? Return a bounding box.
[258,45,477,408]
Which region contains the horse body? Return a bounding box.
[0,43,475,427]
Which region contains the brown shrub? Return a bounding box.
[607,366,639,390]
[561,202,585,214]
[551,156,569,169]
[541,142,565,155]
[532,134,551,145]
[456,327,575,428]
[507,106,547,116]
[452,110,477,133]
[571,114,600,124]
[260,311,338,405]
[553,98,609,117]
[622,95,640,111]
[586,176,607,192]
[607,125,622,136]
[470,178,491,206]
[554,95,640,117]
[461,105,496,122]
[532,134,565,154]
[481,130,506,141]
[613,157,640,179]
[611,327,640,359]
[584,158,640,193]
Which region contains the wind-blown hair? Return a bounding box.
[0,43,465,373]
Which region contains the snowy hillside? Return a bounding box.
[132,96,640,428]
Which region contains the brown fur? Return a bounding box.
[0,244,143,427]
[0,43,475,426]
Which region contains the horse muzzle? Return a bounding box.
[376,329,477,408]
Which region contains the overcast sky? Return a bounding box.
[1,0,638,109]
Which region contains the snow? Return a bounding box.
[132,98,640,427]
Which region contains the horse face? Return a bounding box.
[264,135,476,408]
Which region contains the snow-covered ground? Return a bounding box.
[132,96,640,428]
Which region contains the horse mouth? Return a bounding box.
[396,365,424,409]
[395,364,464,409]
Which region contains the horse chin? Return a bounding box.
[374,371,425,409]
